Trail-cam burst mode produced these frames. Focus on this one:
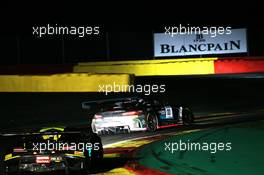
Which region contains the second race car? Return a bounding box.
[82,97,194,134]
[2,126,103,175]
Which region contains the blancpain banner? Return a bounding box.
[154,28,247,57]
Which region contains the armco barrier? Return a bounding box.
[214,58,264,74]
[0,73,132,92]
[74,58,217,76]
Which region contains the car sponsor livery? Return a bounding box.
[82,97,194,134]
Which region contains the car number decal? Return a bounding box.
[165,106,173,119]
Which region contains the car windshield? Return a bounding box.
[99,100,138,112]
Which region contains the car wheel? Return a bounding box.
[2,165,7,175]
[64,167,70,175]
[183,108,194,125]
[83,149,103,174]
[82,159,92,174]
[91,123,97,133]
[2,164,15,175]
[147,113,157,132]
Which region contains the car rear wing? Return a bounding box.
[0,126,92,137]
[0,131,80,137]
[81,97,140,109]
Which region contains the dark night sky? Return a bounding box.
[0,2,263,65]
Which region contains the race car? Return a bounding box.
[2,126,103,175]
[82,97,194,134]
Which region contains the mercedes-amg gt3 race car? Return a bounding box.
[2,126,103,175]
[82,97,194,134]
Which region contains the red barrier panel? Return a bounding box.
[214,57,264,74]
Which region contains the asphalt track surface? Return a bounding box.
[100,110,264,146]
[96,110,264,174]
[1,73,264,174]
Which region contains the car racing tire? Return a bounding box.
[146,113,158,132]
[82,133,103,174]
[82,158,92,174]
[2,164,16,175]
[182,108,194,125]
[82,148,103,174]
[123,126,130,134]
[91,123,97,134]
[64,167,70,175]
[2,165,7,175]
